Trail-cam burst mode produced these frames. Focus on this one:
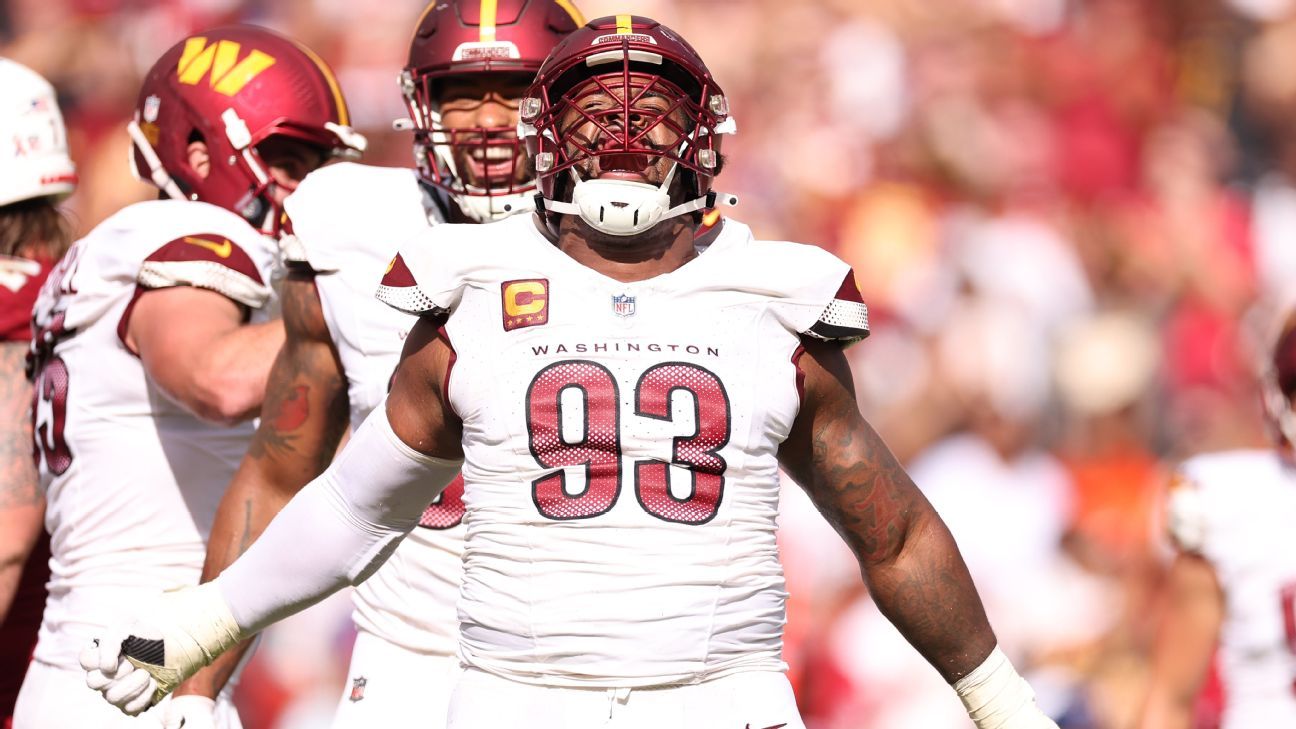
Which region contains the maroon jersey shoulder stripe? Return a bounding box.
[143,234,263,286]
[834,270,865,305]
[380,253,418,289]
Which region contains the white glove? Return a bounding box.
[953,648,1059,729]
[80,584,244,713]
[161,695,217,729]
[82,649,158,717]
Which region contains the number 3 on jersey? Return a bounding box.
[525,359,730,524]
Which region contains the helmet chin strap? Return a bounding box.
[455,188,534,222]
[127,121,187,201]
[538,163,738,237]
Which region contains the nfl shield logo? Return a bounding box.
[348,676,367,702]
[611,293,636,317]
[143,95,161,123]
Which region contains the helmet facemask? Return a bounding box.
[522,46,738,237]
[402,69,536,222]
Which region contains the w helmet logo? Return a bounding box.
[176,38,276,96]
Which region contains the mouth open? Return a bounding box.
[599,153,650,173]
[462,145,519,187]
[592,153,654,183]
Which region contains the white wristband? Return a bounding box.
[953,647,1043,729]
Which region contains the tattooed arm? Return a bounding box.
[173,270,349,699]
[0,341,43,622]
[779,340,1056,727]
[778,339,994,679]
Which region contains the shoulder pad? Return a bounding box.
[739,233,870,345]
[283,163,426,273]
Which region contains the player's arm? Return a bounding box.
[0,341,43,622]
[126,286,283,425]
[778,339,1055,729]
[82,315,462,714]
[1137,554,1223,729]
[172,271,350,701]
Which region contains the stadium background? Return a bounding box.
[3,0,1290,726]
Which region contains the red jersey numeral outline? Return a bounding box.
[525,359,731,523]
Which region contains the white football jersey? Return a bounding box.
[1168,450,1296,728]
[283,162,464,656]
[28,200,279,669]
[378,214,869,687]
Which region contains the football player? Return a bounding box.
[84,16,1057,729]
[169,2,582,727]
[15,26,364,729]
[1139,309,1296,728]
[0,57,77,729]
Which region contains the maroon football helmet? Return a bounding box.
[520,15,737,236]
[401,0,585,221]
[128,26,366,234]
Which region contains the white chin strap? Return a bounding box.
[455,189,535,223]
[539,163,738,237]
[127,120,187,201]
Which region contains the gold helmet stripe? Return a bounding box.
[554,0,585,25]
[615,14,633,34]
[480,0,499,42]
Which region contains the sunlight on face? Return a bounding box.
[558,75,689,185]
[436,73,531,189]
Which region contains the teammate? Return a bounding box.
[15,26,364,729]
[0,58,77,729]
[1139,309,1296,728]
[172,2,584,727]
[84,16,1058,729]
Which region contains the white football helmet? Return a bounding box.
[0,58,77,207]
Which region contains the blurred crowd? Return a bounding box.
[4,0,1292,727]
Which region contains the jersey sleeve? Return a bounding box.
[375,225,472,316]
[0,255,52,342]
[279,168,343,274]
[755,240,870,346]
[280,163,429,275]
[135,233,271,309]
[803,270,870,345]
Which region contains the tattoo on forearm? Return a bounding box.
[245,278,348,466]
[251,384,313,457]
[806,394,918,565]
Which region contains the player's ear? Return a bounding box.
[186,135,211,180]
